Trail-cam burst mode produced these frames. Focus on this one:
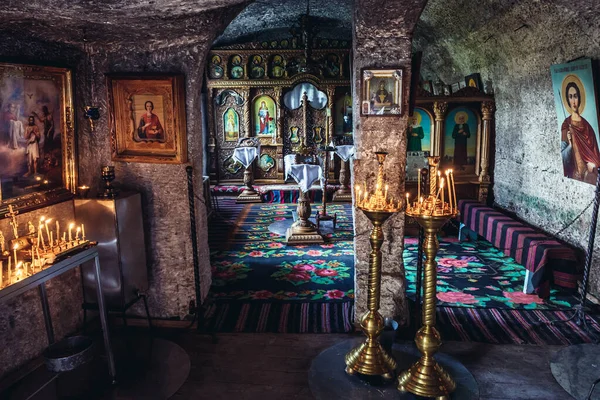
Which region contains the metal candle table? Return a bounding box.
[0,246,116,383]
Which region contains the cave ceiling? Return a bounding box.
[0,0,597,58]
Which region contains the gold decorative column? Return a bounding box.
[345,152,402,379]
[397,161,459,399]
[432,102,448,157]
[479,101,495,203]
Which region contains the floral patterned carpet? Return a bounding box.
[209,202,355,303]
[404,237,579,310]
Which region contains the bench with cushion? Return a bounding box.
[458,199,582,299]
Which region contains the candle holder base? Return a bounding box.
[332,191,352,203]
[236,189,262,204]
[285,221,324,244]
[315,212,336,230]
[396,328,456,398]
[345,338,397,379]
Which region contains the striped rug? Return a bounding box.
[436,306,600,345]
[201,301,354,333]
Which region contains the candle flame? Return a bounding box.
[45,218,52,224]
[40,216,45,222]
[69,222,75,229]
[13,243,18,250]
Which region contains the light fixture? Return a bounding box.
[289,0,322,75]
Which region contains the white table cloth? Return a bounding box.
[284,154,323,180]
[334,145,355,162]
[288,164,323,193]
[232,147,258,168]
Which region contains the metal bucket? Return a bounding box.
[43,336,94,372]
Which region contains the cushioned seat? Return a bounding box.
[458,199,582,298]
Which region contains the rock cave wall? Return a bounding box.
[414,0,600,297]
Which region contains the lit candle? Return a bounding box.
[76,227,81,241]
[450,170,457,211]
[440,178,445,210]
[385,184,389,201]
[68,223,74,242]
[445,170,452,213]
[13,243,18,265]
[16,262,23,281]
[44,218,52,244]
[417,168,421,201]
[437,171,441,192]
[81,224,85,240]
[56,221,60,244]
[62,232,66,242]
[50,232,54,247]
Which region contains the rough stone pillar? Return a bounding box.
[352,0,428,324]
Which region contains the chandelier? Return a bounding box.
[289,0,323,75]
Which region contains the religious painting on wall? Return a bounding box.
[464,73,483,90]
[208,55,224,79]
[223,108,240,142]
[107,74,187,163]
[229,55,244,79]
[335,92,352,136]
[551,58,600,184]
[270,55,285,78]
[407,107,432,153]
[249,55,265,79]
[0,63,76,211]
[254,95,276,137]
[361,69,403,115]
[442,107,478,175]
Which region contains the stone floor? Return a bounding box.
[170,332,573,400]
[2,330,575,399]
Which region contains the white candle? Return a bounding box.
[13,243,18,265]
[36,247,41,270]
[76,227,81,240]
[62,232,66,242]
[68,223,74,242]
[440,178,445,210]
[385,185,389,201]
[50,232,54,247]
[56,221,60,243]
[445,170,452,213]
[417,168,421,201]
[450,170,457,211]
[81,224,85,240]
[44,219,52,244]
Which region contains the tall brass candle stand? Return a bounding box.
[316,145,337,229]
[397,164,459,399]
[345,152,402,379]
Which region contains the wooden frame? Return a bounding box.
[410,86,495,203]
[107,74,187,164]
[0,62,76,215]
[361,68,403,116]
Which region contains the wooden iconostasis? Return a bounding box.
[206,39,353,185]
[408,86,496,204]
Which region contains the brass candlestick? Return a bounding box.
[397,160,459,398]
[346,152,402,379]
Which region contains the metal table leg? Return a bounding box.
[39,283,55,345]
[93,255,116,383]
